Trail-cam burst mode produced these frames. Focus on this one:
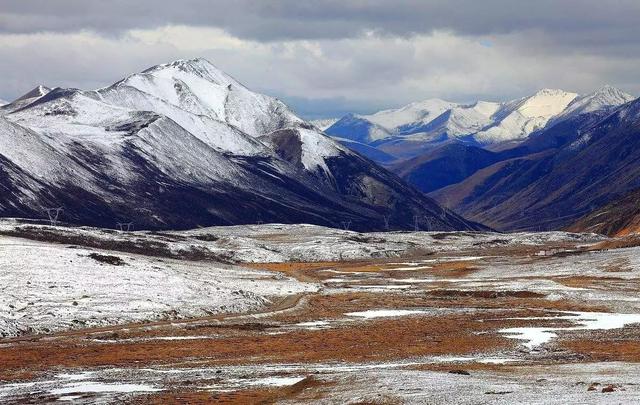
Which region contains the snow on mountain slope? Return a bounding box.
[310,118,338,131]
[295,127,345,173]
[329,88,634,158]
[0,85,51,114]
[445,101,501,136]
[0,58,480,231]
[325,99,457,144]
[365,99,458,130]
[0,99,7,106]
[98,59,301,142]
[473,89,578,143]
[400,101,501,139]
[324,113,392,144]
[550,86,635,124]
[94,59,279,156]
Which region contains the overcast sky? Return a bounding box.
[1,0,638,118]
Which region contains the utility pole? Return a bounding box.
[44,207,63,226]
[425,216,434,232]
[413,215,420,232]
[341,220,352,231]
[382,215,390,231]
[116,222,134,231]
[441,197,450,220]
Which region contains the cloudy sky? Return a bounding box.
[1,0,638,118]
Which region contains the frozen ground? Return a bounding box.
[0,219,603,263]
[0,235,316,337]
[2,360,639,404]
[3,220,640,403]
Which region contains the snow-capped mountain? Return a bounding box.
[325,87,633,159]
[432,96,640,232]
[365,98,457,131]
[324,113,392,144]
[326,99,457,145]
[0,58,484,232]
[1,85,51,114]
[399,101,501,140]
[473,89,578,144]
[549,85,635,124]
[310,118,338,131]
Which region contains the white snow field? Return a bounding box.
[0,234,316,338]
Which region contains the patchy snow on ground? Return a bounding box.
[0,220,605,264]
[0,235,316,337]
[49,382,162,395]
[500,311,640,349]
[345,309,434,319]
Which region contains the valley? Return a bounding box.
[2,221,640,403]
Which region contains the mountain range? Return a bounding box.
[320,86,639,234]
[0,58,484,232]
[325,86,634,161]
[432,95,640,232]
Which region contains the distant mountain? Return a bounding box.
[391,142,502,193]
[326,87,633,161]
[325,113,392,144]
[365,98,457,132]
[472,89,578,144]
[310,118,338,131]
[1,85,51,113]
[0,58,485,232]
[550,85,635,125]
[432,96,640,231]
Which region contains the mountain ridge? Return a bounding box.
[325,86,634,161]
[0,58,485,232]
[431,96,640,232]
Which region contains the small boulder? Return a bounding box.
[449,369,470,376]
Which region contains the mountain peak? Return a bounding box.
[515,88,578,118]
[136,57,243,90]
[147,57,215,72]
[13,85,51,102]
[533,88,570,96]
[551,86,635,122]
[590,85,634,100]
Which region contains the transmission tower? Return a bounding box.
[116,222,134,231]
[44,207,63,226]
[382,215,390,231]
[425,216,434,232]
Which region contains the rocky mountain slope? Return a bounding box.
[0,58,484,232]
[432,96,640,231]
[567,188,640,236]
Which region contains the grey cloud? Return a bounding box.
[1,0,639,47]
[0,2,638,119]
